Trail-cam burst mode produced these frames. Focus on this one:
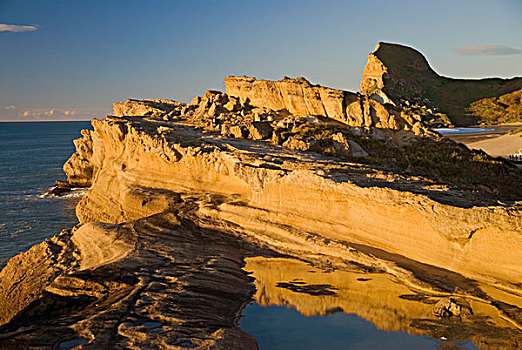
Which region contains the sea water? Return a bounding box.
[433,127,494,135]
[0,121,91,268]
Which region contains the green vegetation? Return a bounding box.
[362,135,522,200]
[292,122,522,200]
[412,77,521,126]
[365,43,522,126]
[468,89,522,125]
[293,123,334,139]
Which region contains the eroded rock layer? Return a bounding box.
[2,62,522,348]
[224,75,421,130]
[0,211,258,349]
[62,116,521,289]
[1,114,522,348]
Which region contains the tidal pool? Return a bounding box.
[240,303,445,349]
[239,257,520,349]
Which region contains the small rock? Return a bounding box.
[248,122,273,140]
[271,128,286,145]
[230,125,249,139]
[433,297,461,317]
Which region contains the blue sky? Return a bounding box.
[1,0,521,121]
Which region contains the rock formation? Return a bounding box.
[360,42,522,125]
[113,98,184,119]
[0,212,258,349]
[224,75,421,130]
[1,44,522,348]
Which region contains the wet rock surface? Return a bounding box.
[245,257,522,350]
[0,209,261,349]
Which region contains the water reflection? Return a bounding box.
[242,257,520,349]
[241,303,443,350]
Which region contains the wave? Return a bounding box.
[38,187,88,199]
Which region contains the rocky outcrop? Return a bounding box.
[57,117,522,285]
[63,129,95,187]
[224,75,422,130]
[2,46,522,347]
[360,42,522,125]
[360,42,438,100]
[1,115,522,348]
[0,211,257,349]
[113,98,185,119]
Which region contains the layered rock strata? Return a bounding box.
[65,117,522,284]
[113,99,185,119]
[1,114,522,348]
[2,59,522,348]
[0,210,258,349]
[224,75,421,130]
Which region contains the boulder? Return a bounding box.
[248,122,273,140]
[433,297,461,317]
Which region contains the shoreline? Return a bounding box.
[2,114,520,348]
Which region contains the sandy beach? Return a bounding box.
[443,124,522,157]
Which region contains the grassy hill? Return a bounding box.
[360,43,522,126]
[468,88,522,124]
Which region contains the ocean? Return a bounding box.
[0,121,91,268]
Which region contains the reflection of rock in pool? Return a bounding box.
[276,281,338,296]
[243,257,522,349]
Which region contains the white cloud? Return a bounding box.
[2,106,107,121]
[0,24,38,33]
[17,107,101,120]
[453,45,522,56]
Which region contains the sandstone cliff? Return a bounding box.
[360,42,522,125]
[224,75,419,130]
[0,210,258,349]
[2,56,522,348]
[1,114,521,348]
[61,117,522,283]
[113,98,185,119]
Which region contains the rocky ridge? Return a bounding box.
[1,45,522,348]
[1,111,520,348]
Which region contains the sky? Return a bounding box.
[1,0,521,121]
